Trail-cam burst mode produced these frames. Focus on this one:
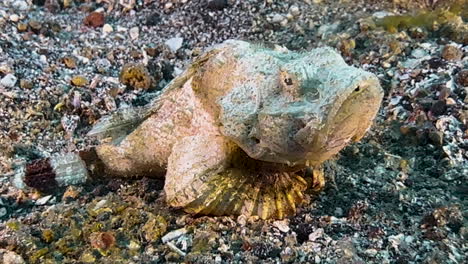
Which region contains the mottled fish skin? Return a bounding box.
[13,40,383,219]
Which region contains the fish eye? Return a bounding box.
[354,86,360,92]
[284,78,293,85]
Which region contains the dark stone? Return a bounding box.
[24,158,58,192]
[146,13,161,26]
[161,61,174,81]
[430,100,447,116]
[427,57,447,69]
[32,0,46,6]
[83,12,105,28]
[457,70,468,87]
[207,0,229,11]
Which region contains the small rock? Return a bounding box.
[128,240,140,251]
[120,63,153,90]
[457,70,468,86]
[83,12,105,28]
[207,0,228,11]
[102,24,113,34]
[431,100,447,116]
[411,48,428,59]
[17,23,27,32]
[309,228,324,241]
[89,232,115,250]
[12,1,29,11]
[161,228,188,243]
[19,79,33,89]
[93,199,108,210]
[61,56,77,69]
[142,215,168,242]
[271,13,285,24]
[145,13,161,26]
[165,37,184,53]
[0,207,7,218]
[35,195,52,205]
[71,75,88,87]
[0,74,18,88]
[441,45,462,61]
[237,214,247,226]
[9,14,19,22]
[129,26,139,40]
[280,247,296,262]
[2,250,25,264]
[428,129,443,146]
[339,39,355,57]
[95,58,111,73]
[273,220,290,233]
[62,186,80,201]
[289,5,300,16]
[28,20,42,33]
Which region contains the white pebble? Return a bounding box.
[129,26,139,40]
[289,5,300,16]
[102,24,113,34]
[12,0,29,11]
[0,74,17,88]
[273,220,290,233]
[9,14,19,22]
[2,250,25,264]
[161,228,187,243]
[271,13,285,24]
[165,37,184,52]
[35,195,53,206]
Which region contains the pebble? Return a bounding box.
[271,13,285,24]
[161,228,187,243]
[0,74,18,88]
[35,195,53,205]
[17,23,27,32]
[102,24,113,34]
[19,79,33,89]
[93,199,108,210]
[273,220,290,233]
[411,48,428,59]
[309,228,324,241]
[12,0,28,11]
[165,37,184,52]
[9,14,19,22]
[71,75,89,87]
[2,250,25,264]
[62,56,77,69]
[83,12,105,28]
[89,232,115,250]
[289,5,300,16]
[456,70,468,86]
[0,207,7,218]
[129,27,139,40]
[207,0,229,11]
[441,45,462,61]
[28,20,42,33]
[237,214,247,226]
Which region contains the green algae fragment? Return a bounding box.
[142,215,168,242]
[376,1,467,33]
[42,229,55,243]
[80,251,96,263]
[191,230,220,253]
[29,248,49,263]
[6,221,21,231]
